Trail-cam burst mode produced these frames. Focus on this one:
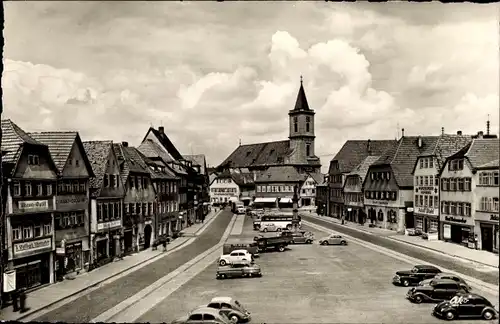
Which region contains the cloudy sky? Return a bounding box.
[3,2,499,173]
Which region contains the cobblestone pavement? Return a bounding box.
[31,210,234,323]
[135,218,498,323]
[302,215,499,285]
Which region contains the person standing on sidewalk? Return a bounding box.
[19,288,30,313]
[162,241,167,252]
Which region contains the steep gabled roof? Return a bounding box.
[1,119,45,164]
[477,159,499,169]
[113,144,151,185]
[82,141,113,196]
[293,80,310,111]
[329,140,396,174]
[29,131,95,177]
[219,140,291,168]
[349,155,381,181]
[255,166,307,183]
[183,154,207,175]
[306,172,324,185]
[446,138,500,171]
[411,134,473,174]
[138,139,174,163]
[374,136,439,187]
[142,127,184,161]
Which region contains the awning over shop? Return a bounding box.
[254,197,277,203]
[279,197,293,204]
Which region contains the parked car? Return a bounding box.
[223,240,259,257]
[406,279,469,304]
[218,249,254,266]
[204,297,252,323]
[419,273,471,291]
[289,231,314,244]
[318,234,347,246]
[259,223,283,233]
[254,235,289,252]
[171,307,232,324]
[432,293,498,321]
[216,261,262,280]
[392,264,442,287]
[253,217,262,230]
[237,206,246,215]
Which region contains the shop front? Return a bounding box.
[441,216,475,248]
[92,219,122,265]
[474,212,499,253]
[413,206,440,239]
[10,237,54,290]
[345,206,363,223]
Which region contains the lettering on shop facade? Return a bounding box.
[416,207,439,216]
[444,216,467,224]
[416,186,436,195]
[13,238,52,258]
[97,220,122,231]
[17,200,49,213]
[56,195,88,210]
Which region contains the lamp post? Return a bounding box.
[292,185,300,232]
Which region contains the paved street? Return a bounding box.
[302,215,499,285]
[32,210,233,323]
[135,216,498,323]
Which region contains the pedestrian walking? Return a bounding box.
[162,241,167,252]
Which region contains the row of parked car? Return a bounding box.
[392,264,498,321]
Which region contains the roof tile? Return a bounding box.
[220,140,291,168]
[82,141,113,197]
[29,131,77,172]
[1,119,45,164]
[255,165,308,183]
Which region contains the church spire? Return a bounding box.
[294,75,310,111]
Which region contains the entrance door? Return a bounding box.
[405,212,414,228]
[481,225,493,252]
[144,225,152,249]
[424,218,428,233]
[450,225,462,244]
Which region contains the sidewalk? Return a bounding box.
[303,213,499,269]
[1,210,219,322]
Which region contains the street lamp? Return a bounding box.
[292,185,300,232]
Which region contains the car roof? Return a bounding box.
[432,279,459,284]
[231,249,248,253]
[437,273,459,277]
[456,292,486,299]
[210,296,233,304]
[415,264,439,270]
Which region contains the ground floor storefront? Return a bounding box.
[345,205,366,224]
[474,212,499,253]
[91,229,122,266]
[300,197,315,207]
[413,214,440,240]
[55,238,90,280]
[441,220,474,248]
[328,202,343,218]
[7,250,54,292]
[365,205,404,232]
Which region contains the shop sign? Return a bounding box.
[145,220,152,225]
[407,207,414,212]
[416,207,439,216]
[17,200,49,212]
[97,219,122,231]
[416,186,435,195]
[366,200,390,206]
[13,238,52,258]
[56,195,88,210]
[444,216,467,224]
[443,224,451,239]
[56,247,65,255]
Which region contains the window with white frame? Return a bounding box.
[34,224,42,237]
[28,154,40,165]
[23,225,33,239]
[12,226,21,241]
[13,181,21,196]
[47,184,53,196]
[25,182,32,196]
[37,183,43,196]
[44,223,52,235]
[429,158,434,169]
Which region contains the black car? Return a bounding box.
[392,264,441,287]
[406,279,469,304]
[433,293,498,321]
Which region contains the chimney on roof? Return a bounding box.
[367,139,372,155]
[477,131,484,139]
[457,131,462,136]
[401,128,405,137]
[441,127,444,135]
[158,126,164,134]
[122,141,128,147]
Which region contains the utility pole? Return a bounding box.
[292,184,300,232]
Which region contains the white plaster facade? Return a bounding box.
[299,175,317,207]
[413,156,440,236]
[210,177,240,204]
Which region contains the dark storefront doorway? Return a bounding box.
[481,225,493,252]
[405,211,414,228]
[450,225,463,244]
[124,230,133,254]
[144,225,152,249]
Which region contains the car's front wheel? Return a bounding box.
[445,311,456,320]
[306,240,312,244]
[229,314,240,323]
[277,228,282,232]
[340,241,347,245]
[278,245,285,252]
[413,295,423,304]
[263,228,268,233]
[321,241,328,246]
[219,260,227,266]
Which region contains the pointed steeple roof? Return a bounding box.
[293,76,310,111]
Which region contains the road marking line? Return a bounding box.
[91,215,238,323]
[230,215,245,235]
[18,210,223,323]
[304,220,499,297]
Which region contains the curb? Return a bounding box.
[305,215,499,270]
[15,210,222,322]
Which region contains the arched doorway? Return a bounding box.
[144,225,152,249]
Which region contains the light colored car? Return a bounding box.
[171,306,232,324]
[289,231,314,244]
[237,206,246,214]
[204,297,252,323]
[259,223,283,233]
[216,261,262,280]
[419,273,472,291]
[319,234,347,246]
[218,249,253,266]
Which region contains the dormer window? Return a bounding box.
[28,154,40,165]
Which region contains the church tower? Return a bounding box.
[287,77,321,172]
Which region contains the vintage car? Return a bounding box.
[406,279,469,304]
[216,261,262,279]
[288,231,314,244]
[218,249,254,266]
[392,264,442,287]
[259,223,283,233]
[318,234,347,246]
[171,307,232,324]
[203,297,252,323]
[419,273,471,291]
[432,293,498,321]
[223,240,259,257]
